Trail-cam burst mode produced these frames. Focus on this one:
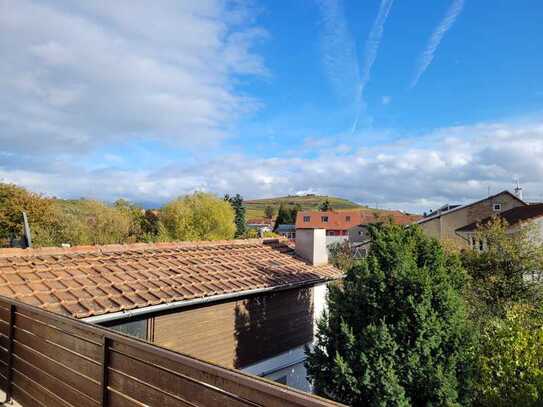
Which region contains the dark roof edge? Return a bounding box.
[83,275,339,324]
[417,190,526,225]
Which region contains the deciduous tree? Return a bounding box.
[0,183,62,247]
[461,217,543,320]
[162,192,235,241]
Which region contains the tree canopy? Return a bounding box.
[306,224,474,406]
[264,205,275,220]
[161,192,235,241]
[474,304,543,407]
[274,203,301,229]
[224,194,247,238]
[0,183,62,247]
[319,200,332,211]
[461,217,543,320]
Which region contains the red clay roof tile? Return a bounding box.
[0,239,341,319]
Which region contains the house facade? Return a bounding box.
[455,203,543,249]
[0,235,341,393]
[418,190,526,247]
[296,209,420,250]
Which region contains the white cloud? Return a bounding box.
[411,0,464,88]
[381,96,391,105]
[0,0,266,154]
[3,118,543,212]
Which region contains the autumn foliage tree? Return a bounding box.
[0,183,62,247]
[461,217,543,320]
[161,192,235,241]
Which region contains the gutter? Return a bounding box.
[82,278,333,325]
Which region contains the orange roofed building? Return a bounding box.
[295,209,421,237]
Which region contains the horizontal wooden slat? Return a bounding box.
[14,326,101,381]
[16,307,102,346]
[0,294,342,407]
[109,350,252,407]
[0,347,8,366]
[109,388,147,407]
[13,355,99,407]
[0,307,10,323]
[0,320,8,337]
[0,333,9,350]
[12,383,45,407]
[12,370,73,407]
[110,341,331,407]
[13,341,100,402]
[15,312,102,361]
[108,369,195,407]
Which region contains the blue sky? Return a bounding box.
[1,0,543,212]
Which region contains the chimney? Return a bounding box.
[295,228,328,265]
[514,179,523,201]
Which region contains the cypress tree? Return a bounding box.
[224,194,246,238]
[306,224,474,406]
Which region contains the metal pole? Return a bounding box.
[101,336,111,406]
[22,212,32,248]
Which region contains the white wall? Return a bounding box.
[296,229,328,265]
[241,283,329,393]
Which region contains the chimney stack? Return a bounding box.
[514,179,523,201]
[295,228,328,266]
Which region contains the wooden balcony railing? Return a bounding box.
[0,295,343,406]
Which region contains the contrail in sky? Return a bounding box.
[317,0,360,101]
[411,0,465,89]
[352,0,394,134]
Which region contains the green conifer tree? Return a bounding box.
[224,194,246,238]
[306,224,474,406]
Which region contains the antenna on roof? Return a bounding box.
[514,178,523,200]
[22,212,32,249]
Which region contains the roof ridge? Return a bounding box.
[0,238,282,258]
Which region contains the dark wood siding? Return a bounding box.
[0,295,343,407]
[153,287,314,369]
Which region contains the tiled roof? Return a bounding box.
[456,203,543,232]
[295,210,421,230]
[0,239,341,319]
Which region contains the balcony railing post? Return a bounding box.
[1,304,15,404]
[101,336,111,406]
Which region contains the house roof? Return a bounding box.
[295,210,420,230]
[456,203,543,232]
[0,239,341,319]
[417,190,527,225]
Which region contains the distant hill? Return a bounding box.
[244,194,365,219]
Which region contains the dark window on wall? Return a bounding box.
[493,203,502,211]
[303,216,310,222]
[346,216,351,222]
[111,319,148,340]
[321,216,328,223]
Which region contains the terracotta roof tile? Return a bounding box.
[0,239,341,319]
